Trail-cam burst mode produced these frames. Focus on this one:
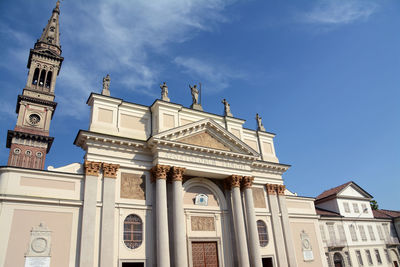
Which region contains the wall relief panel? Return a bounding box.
[120,173,146,200]
[191,216,215,231]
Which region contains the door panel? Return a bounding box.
[192,242,218,267]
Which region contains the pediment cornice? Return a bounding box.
[148,118,260,159]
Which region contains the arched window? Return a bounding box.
[32,68,40,85]
[39,69,46,87]
[45,71,52,89]
[333,253,344,266]
[123,214,142,249]
[257,220,268,247]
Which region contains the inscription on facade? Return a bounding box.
[300,230,314,261]
[25,257,50,267]
[163,152,249,170]
[120,173,146,200]
[191,216,215,231]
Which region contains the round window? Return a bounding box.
[25,150,32,156]
[123,214,143,249]
[36,152,43,158]
[13,148,21,154]
[29,114,41,125]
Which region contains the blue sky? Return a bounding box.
[0,0,399,209]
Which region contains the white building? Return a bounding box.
[315,181,400,267]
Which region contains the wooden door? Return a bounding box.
[192,242,219,267]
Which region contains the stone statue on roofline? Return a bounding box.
[101,74,110,96]
[190,84,203,111]
[256,113,266,131]
[222,98,232,117]
[160,82,170,102]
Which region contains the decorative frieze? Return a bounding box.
[227,175,242,188]
[103,163,119,178]
[170,166,186,181]
[191,216,215,231]
[265,183,277,195]
[150,164,171,182]
[84,160,101,176]
[242,176,254,189]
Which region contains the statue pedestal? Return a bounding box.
[191,103,203,111]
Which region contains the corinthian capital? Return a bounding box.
[103,163,120,178]
[242,176,254,189]
[265,183,278,195]
[170,166,186,182]
[150,164,171,181]
[227,175,242,188]
[84,160,101,176]
[277,184,286,195]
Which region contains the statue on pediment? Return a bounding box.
[160,82,170,102]
[222,98,232,117]
[256,113,266,131]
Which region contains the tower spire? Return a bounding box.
[5,1,64,170]
[35,0,62,56]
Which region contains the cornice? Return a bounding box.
[252,160,290,174]
[6,130,54,153]
[74,130,148,152]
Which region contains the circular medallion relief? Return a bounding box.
[31,237,47,253]
[28,114,41,125]
[302,239,311,250]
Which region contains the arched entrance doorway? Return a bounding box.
[333,253,344,267]
[390,249,400,267]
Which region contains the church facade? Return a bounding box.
[1,2,396,267]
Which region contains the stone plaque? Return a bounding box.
[300,230,314,261]
[120,173,146,200]
[252,187,266,208]
[191,216,215,231]
[25,257,50,267]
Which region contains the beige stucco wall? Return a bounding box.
[3,207,78,267]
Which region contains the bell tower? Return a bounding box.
[6,1,63,169]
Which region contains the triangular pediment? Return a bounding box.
[337,183,372,199]
[178,131,231,151]
[149,118,259,157]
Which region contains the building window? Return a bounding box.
[353,203,360,213]
[367,225,376,241]
[377,225,384,240]
[356,250,364,266]
[375,249,382,265]
[320,225,327,241]
[361,203,368,213]
[338,225,346,241]
[257,220,268,247]
[365,249,373,265]
[359,225,367,241]
[384,249,390,263]
[327,224,336,242]
[25,150,32,156]
[382,223,390,240]
[123,214,142,249]
[13,148,21,154]
[349,225,358,241]
[345,252,352,266]
[344,202,350,213]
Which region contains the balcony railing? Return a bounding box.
[325,239,347,248]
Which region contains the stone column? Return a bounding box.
[266,184,288,267]
[277,185,297,266]
[79,160,101,267]
[170,166,188,267]
[151,164,171,267]
[242,176,263,267]
[99,163,119,267]
[228,175,250,267]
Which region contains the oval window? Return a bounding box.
[257,220,268,247]
[123,214,143,249]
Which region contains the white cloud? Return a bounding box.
[174,56,245,93]
[0,101,17,119]
[302,0,377,25]
[53,0,236,118]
